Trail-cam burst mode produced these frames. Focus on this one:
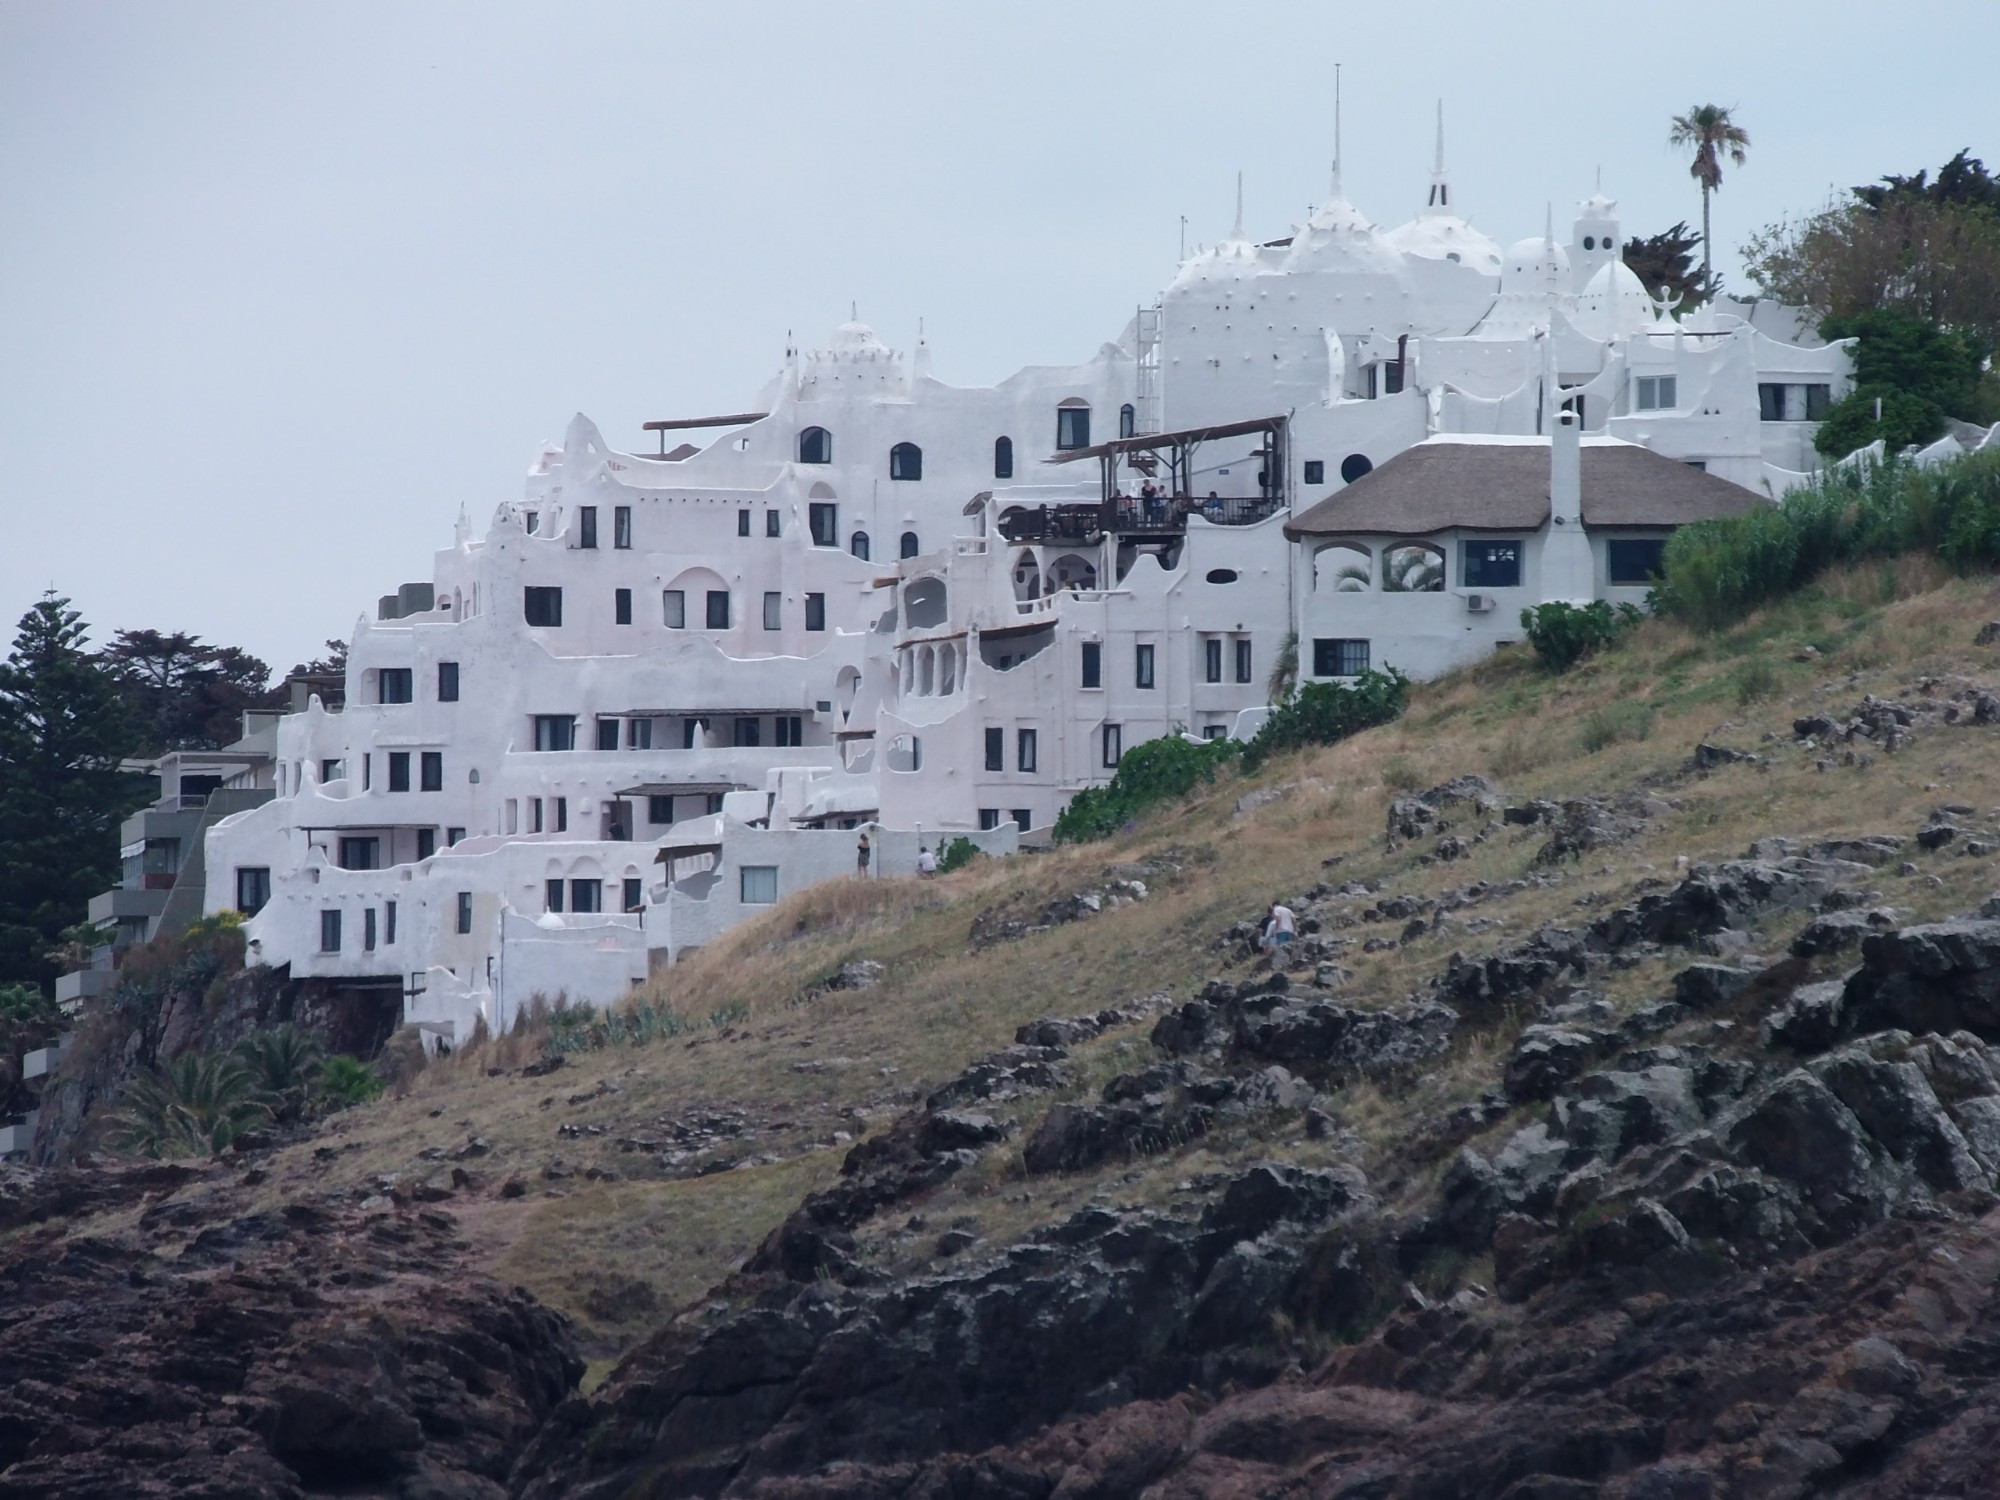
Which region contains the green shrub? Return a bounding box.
[1055,732,1242,843]
[1239,667,1410,773]
[1732,657,1782,705]
[1654,448,2000,630]
[316,1054,386,1108]
[1520,600,1641,672]
[1578,701,1654,753]
[937,835,981,873]
[107,1051,270,1158]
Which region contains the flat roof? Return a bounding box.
[1045,414,1288,465]
[642,412,769,432]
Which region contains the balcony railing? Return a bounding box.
[997,494,1283,544]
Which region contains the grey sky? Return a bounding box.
[3,0,1994,673]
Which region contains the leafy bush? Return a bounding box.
[316,1054,386,1108]
[107,1051,270,1158]
[1578,701,1655,753]
[1654,448,2000,630]
[937,835,981,873]
[1519,601,1641,672]
[1055,732,1242,843]
[1238,668,1410,774]
[233,1024,323,1124]
[543,1000,693,1056]
[1732,657,1781,705]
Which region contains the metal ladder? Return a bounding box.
[1133,303,1163,435]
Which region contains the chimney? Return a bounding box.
[1540,409,1595,602]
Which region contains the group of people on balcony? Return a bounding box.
[1109,483,1230,529]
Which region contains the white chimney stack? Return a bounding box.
[1541,409,1595,602]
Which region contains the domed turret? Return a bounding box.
[1280,193,1407,279]
[1570,178,1621,291]
[1466,212,1575,341]
[1381,103,1503,334]
[1576,258,1663,340]
[801,315,907,398]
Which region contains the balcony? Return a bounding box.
[88,887,168,925]
[23,1043,64,1080]
[997,494,1284,544]
[55,969,112,1008]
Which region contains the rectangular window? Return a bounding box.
[524,510,538,533]
[570,879,600,914]
[420,751,442,792]
[235,866,270,916]
[809,502,838,547]
[554,797,568,833]
[320,909,341,952]
[627,717,652,749]
[416,827,436,861]
[530,797,543,833]
[706,793,725,814]
[648,794,674,824]
[765,509,781,537]
[1017,728,1037,773]
[1012,809,1032,831]
[1607,538,1668,585]
[545,879,564,913]
[1635,375,1678,411]
[985,727,1004,771]
[683,718,703,748]
[378,668,413,704]
[524,586,563,626]
[1313,638,1371,677]
[596,717,620,752]
[505,799,519,834]
[1056,406,1090,450]
[1364,363,1378,400]
[775,715,803,747]
[361,752,371,790]
[1204,638,1222,683]
[615,587,632,625]
[1134,643,1155,689]
[737,509,752,537]
[740,865,779,904]
[733,716,761,747]
[1302,459,1325,485]
[1080,641,1102,689]
[363,907,377,951]
[384,900,397,945]
[338,835,379,870]
[1203,724,1227,740]
[437,661,459,701]
[1758,382,1786,422]
[577,506,598,549]
[1462,541,1521,589]
[447,826,464,846]
[805,592,826,631]
[613,504,632,549]
[663,589,685,629]
[533,714,575,751]
[456,891,472,934]
[1235,639,1253,684]
[706,590,730,629]
[1383,359,1405,395]
[763,591,782,630]
[623,877,643,913]
[1806,383,1832,420]
[320,758,342,783]
[979,808,1000,831]
[1103,723,1123,766]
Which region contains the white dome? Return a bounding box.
[1281,195,1407,278]
[1576,259,1661,339]
[1382,214,1503,273]
[822,320,891,357]
[1169,235,1265,289]
[1502,236,1570,288]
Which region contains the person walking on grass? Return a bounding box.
[856,829,872,877]
[1261,899,1295,951]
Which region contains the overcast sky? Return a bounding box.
[4,0,1995,673]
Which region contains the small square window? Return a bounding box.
[595,717,619,751]
[1012,809,1031,831]
[570,879,600,913]
[1056,406,1090,450]
[775,714,803,747]
[809,502,838,546]
[740,865,779,904]
[420,751,442,791]
[1607,538,1668,586]
[648,794,674,824]
[533,714,575,752]
[979,808,1000,831]
[737,509,752,536]
[1303,459,1324,485]
[446,826,465,845]
[763,591,782,630]
[524,586,563,626]
[437,661,459,701]
[456,891,472,934]
[1462,541,1521,589]
[623,877,643,913]
[627,717,652,749]
[663,589,685,628]
[417,827,436,860]
[235,866,270,915]
[378,668,412,704]
[1806,383,1831,420]
[615,587,632,625]
[1635,375,1678,411]
[613,505,632,549]
[734,716,761,748]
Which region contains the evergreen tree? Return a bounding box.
[1622,222,1713,311]
[101,628,279,752]
[0,595,150,989]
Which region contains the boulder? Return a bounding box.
[1231,998,1458,1080]
[1792,911,1875,958]
[1503,1026,1602,1103]
[1763,980,1849,1053]
[1841,919,2000,1040]
[1674,963,1755,1011]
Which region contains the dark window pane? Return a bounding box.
[387,752,410,792]
[890,442,922,480]
[420,751,442,791]
[985,727,1003,771]
[799,426,831,464]
[437,661,459,701]
[805,592,826,631]
[1607,538,1667,585]
[1081,641,1101,688]
[809,502,837,546]
[1462,541,1521,589]
[615,587,632,624]
[994,436,1013,478]
[524,587,563,626]
[706,590,731,628]
[578,506,597,549]
[613,505,632,548]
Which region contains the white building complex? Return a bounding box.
[191,120,1868,1045]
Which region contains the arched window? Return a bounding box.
[994,435,1013,479]
[1056,399,1090,451]
[1340,452,1374,484]
[849,531,870,561]
[899,530,920,559]
[798,426,832,464]
[1119,404,1136,439]
[890,442,922,480]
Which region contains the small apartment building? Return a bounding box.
[1287,418,1758,681]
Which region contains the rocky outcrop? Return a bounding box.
[0,1162,580,1500]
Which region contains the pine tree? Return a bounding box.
[0,594,150,989]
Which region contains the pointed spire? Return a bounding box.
[1330,63,1343,198]
[1544,201,1554,244]
[1424,99,1452,213]
[1232,170,1244,240]
[1434,99,1445,174]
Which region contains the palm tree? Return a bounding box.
[107,1052,270,1158]
[234,1024,324,1124]
[316,1054,386,1109]
[1382,548,1444,593]
[1668,105,1751,290]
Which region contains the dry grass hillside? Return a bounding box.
[38,563,2000,1385]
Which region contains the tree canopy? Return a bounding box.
[1622,221,1712,311]
[101,629,281,752]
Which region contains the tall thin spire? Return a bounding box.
[1544,201,1554,244]
[1434,99,1445,174]
[1232,170,1244,239]
[1425,98,1451,212]
[1330,62,1343,198]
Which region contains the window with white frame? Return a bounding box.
[1635,375,1677,411]
[740,865,779,904]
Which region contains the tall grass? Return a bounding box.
[1654,449,2000,631]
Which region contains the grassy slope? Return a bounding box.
[42,563,2000,1373]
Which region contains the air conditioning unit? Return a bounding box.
[1464,593,1495,614]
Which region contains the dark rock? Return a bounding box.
[1151,1000,1216,1056]
[1232,998,1458,1081]
[1503,1026,1602,1103]
[1842,919,2000,1040]
[1809,835,1907,866]
[1573,1197,1691,1268]
[1590,858,1858,951]
[520,1054,567,1078]
[1763,980,1849,1053]
[1673,963,1755,1011]
[1441,926,1588,1006]
[1690,743,1759,770]
[1791,911,1874,957]
[1505,800,1561,826]
[1975,620,2000,645]
[1917,823,1959,851]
